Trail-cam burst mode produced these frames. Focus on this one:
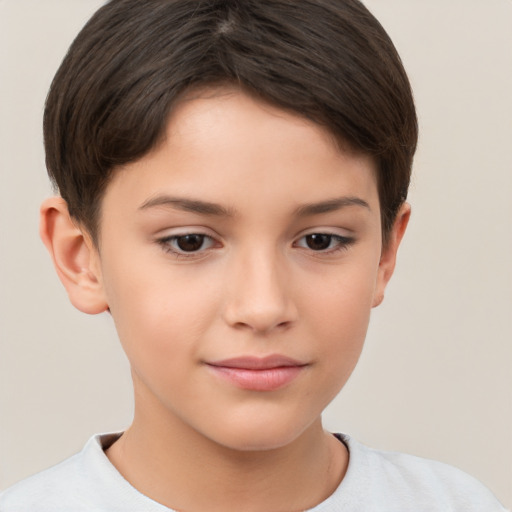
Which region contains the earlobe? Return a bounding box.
[40,197,109,315]
[372,203,411,308]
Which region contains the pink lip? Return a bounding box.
[205,355,308,392]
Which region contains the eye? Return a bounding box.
[295,233,354,252]
[158,233,216,256]
[173,234,210,252]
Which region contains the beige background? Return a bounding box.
[1,0,511,507]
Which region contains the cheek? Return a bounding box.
[304,259,378,377]
[314,295,371,371]
[102,258,221,372]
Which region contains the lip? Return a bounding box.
[205,355,308,392]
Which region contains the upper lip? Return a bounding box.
[206,355,307,370]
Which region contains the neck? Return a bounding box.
[106,388,348,511]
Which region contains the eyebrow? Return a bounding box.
[294,197,371,216]
[139,195,234,216]
[139,194,370,218]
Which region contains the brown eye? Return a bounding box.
[175,234,206,252]
[295,233,355,253]
[158,233,217,258]
[305,234,332,251]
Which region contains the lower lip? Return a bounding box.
[206,365,305,391]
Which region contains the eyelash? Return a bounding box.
[157,234,217,259]
[294,233,355,254]
[156,232,355,259]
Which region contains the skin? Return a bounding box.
[40,88,409,511]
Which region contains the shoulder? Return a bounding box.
[327,434,508,512]
[0,433,168,512]
[0,448,88,511]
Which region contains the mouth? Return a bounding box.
[205,355,309,392]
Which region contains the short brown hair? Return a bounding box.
[44,0,418,245]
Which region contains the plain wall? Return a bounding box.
[1,0,511,507]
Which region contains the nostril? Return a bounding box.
[226,308,296,334]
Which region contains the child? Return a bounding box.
[0,0,508,510]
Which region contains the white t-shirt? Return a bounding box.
[0,433,507,511]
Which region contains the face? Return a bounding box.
[91,89,395,451]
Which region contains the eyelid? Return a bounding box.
[293,229,356,253]
[155,227,222,259]
[294,226,354,241]
[154,227,355,259]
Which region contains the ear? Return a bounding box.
[372,203,411,308]
[40,197,108,314]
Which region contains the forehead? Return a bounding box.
[167,86,363,164]
[100,88,379,223]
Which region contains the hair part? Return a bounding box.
[44,0,418,246]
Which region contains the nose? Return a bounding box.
[222,247,298,334]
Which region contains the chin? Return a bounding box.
[204,413,321,453]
